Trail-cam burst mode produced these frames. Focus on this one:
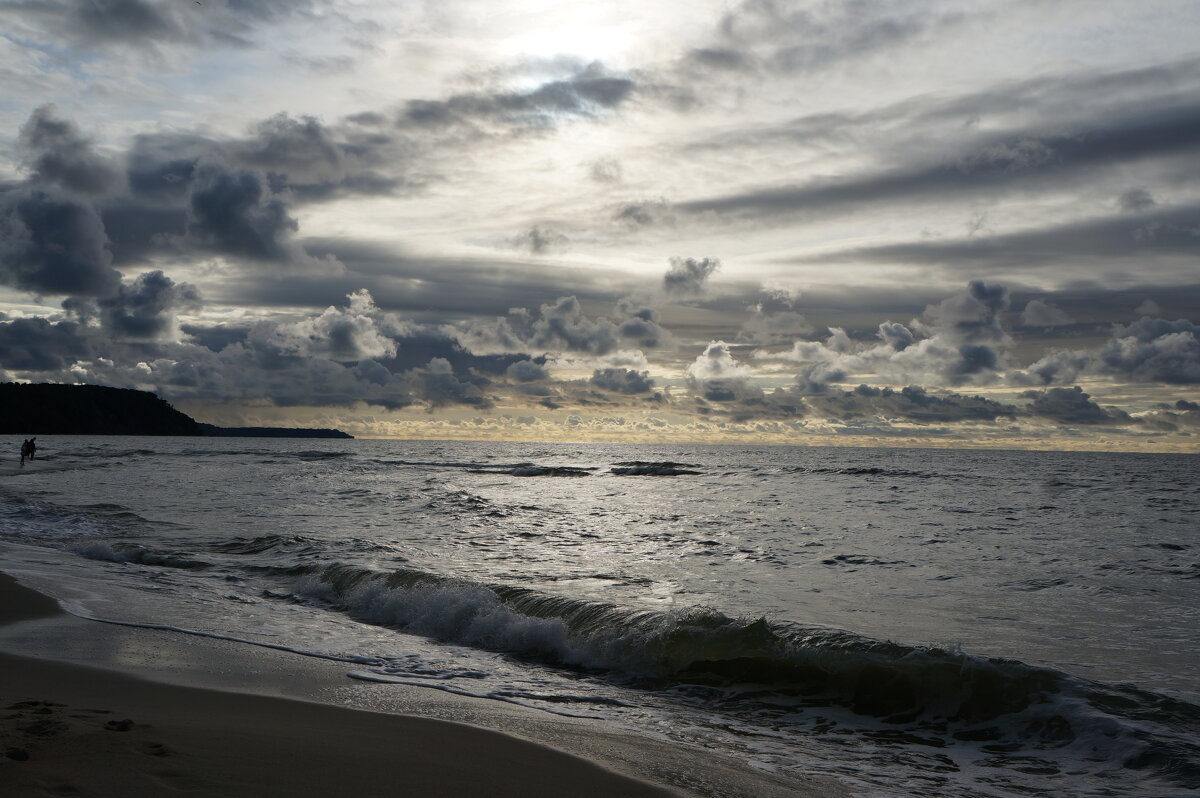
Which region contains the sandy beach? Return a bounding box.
[0,572,680,798]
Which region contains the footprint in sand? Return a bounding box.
[142,741,172,757]
[16,718,67,738]
[4,746,30,761]
[103,718,135,732]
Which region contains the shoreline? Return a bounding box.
[0,570,840,798]
[0,572,682,798]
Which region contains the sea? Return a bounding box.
[0,436,1196,797]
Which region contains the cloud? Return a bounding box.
[613,299,669,349]
[232,113,403,202]
[0,317,92,371]
[0,188,121,296]
[456,295,666,356]
[670,88,1200,224]
[506,359,549,382]
[687,340,751,382]
[19,105,122,195]
[1021,386,1133,425]
[589,158,622,183]
[612,198,674,228]
[1020,299,1073,328]
[738,287,812,344]
[3,0,323,52]
[809,202,1200,271]
[686,341,758,402]
[1094,317,1200,384]
[711,0,968,76]
[1019,316,1200,385]
[772,281,1011,389]
[805,384,1015,424]
[406,358,491,409]
[95,269,201,340]
[1119,187,1156,212]
[1137,399,1200,431]
[250,289,399,362]
[662,256,720,297]
[184,162,301,262]
[589,368,654,394]
[509,225,569,255]
[1,107,388,281]
[396,62,636,135]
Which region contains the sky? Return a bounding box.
[1,0,1198,450]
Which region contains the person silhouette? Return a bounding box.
[28,438,36,461]
[19,439,29,466]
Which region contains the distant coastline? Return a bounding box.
[196,423,352,439]
[0,383,353,439]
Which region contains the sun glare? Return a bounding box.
[503,22,634,65]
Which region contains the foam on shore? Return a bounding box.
[0,571,838,798]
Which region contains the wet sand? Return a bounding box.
[0,572,680,797]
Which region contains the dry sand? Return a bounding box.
[0,572,679,797]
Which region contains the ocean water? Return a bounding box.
[0,436,1197,797]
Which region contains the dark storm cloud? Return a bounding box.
[1020,386,1133,426]
[1,106,412,281]
[124,132,209,201]
[378,329,530,377]
[1018,316,1200,386]
[181,324,251,353]
[96,269,201,339]
[0,317,91,371]
[99,200,189,265]
[232,114,403,202]
[1095,318,1200,384]
[589,368,655,394]
[122,115,404,208]
[185,163,299,262]
[0,188,121,297]
[684,372,1018,425]
[406,358,491,409]
[662,257,720,297]
[506,359,550,382]
[805,384,1015,423]
[32,291,527,412]
[19,106,122,196]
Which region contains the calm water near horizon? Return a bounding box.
[0,436,1196,797]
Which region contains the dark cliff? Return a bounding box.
[0,383,201,436]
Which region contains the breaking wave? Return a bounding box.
[73,542,211,570]
[471,465,596,477]
[610,461,702,476]
[290,562,1200,790]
